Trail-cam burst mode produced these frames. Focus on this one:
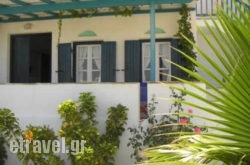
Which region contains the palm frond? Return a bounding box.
[143,0,250,164]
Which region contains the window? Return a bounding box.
[142,42,171,82]
[58,41,116,83]
[125,39,184,82]
[76,44,101,82]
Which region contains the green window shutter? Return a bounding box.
[171,39,186,81]
[58,43,73,82]
[125,40,141,82]
[101,41,116,82]
[11,36,30,83]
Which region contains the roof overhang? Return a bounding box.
[0,0,194,23]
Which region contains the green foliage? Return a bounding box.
[0,108,22,141]
[58,92,128,165]
[56,7,135,45]
[65,7,136,18]
[105,104,128,146]
[175,4,197,80]
[78,92,97,123]
[0,108,63,165]
[0,108,22,164]
[57,10,63,46]
[0,135,7,165]
[127,97,161,163]
[18,125,64,165]
[143,1,250,164]
[111,6,136,16]
[127,91,206,163]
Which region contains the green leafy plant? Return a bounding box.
[0,108,64,165]
[143,1,250,164]
[0,108,22,165]
[58,92,128,165]
[57,11,64,46]
[111,6,136,16]
[0,135,7,165]
[18,125,64,165]
[175,4,197,80]
[0,108,21,141]
[127,90,207,163]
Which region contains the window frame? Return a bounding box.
[76,44,101,83]
[73,41,102,82]
[141,40,171,82]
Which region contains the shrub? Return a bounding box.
[17,125,64,165]
[58,92,128,165]
[127,89,207,163]
[0,108,63,165]
[0,135,7,165]
[0,108,21,165]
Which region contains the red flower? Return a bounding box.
[194,127,201,134]
[179,118,188,124]
[188,109,193,114]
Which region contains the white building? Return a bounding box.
[0,0,245,164]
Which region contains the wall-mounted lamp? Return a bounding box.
[24,23,33,30]
[145,27,165,34]
[78,30,97,37]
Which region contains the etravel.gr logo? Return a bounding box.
[9,136,86,155]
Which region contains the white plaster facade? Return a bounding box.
[0,11,196,83]
[0,82,211,165]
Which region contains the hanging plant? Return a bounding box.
[57,10,64,46]
[175,4,197,80]
[112,6,136,16]
[56,6,136,46]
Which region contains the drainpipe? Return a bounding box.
[150,0,156,82]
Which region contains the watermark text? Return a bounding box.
[10,137,86,155]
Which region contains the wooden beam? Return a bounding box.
[0,0,192,15]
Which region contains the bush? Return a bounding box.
[17,125,64,165]
[127,89,207,163]
[58,92,128,165]
[0,135,7,165]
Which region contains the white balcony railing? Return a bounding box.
[196,0,249,17]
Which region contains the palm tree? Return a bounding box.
[143,0,250,164]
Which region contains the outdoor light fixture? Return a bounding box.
[24,23,32,30]
[78,30,97,37]
[145,27,166,34]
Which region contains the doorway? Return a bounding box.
[10,33,52,83]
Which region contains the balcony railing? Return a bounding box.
[196,0,249,17]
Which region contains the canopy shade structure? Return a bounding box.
[0,0,193,23]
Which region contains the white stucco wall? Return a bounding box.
[148,82,219,126]
[0,83,140,165]
[0,82,211,165]
[196,19,228,87]
[0,11,196,84]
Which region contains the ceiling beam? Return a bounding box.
[40,0,57,16]
[0,7,195,23]
[9,0,38,18]
[40,0,55,3]
[0,0,192,15]
[10,0,29,6]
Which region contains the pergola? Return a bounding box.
[0,0,193,81]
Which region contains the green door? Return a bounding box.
[11,36,30,83]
